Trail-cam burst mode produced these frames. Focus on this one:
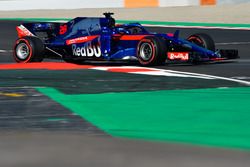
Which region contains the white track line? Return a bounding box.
[0,50,7,53]
[142,24,250,31]
[215,42,250,45]
[92,66,250,86]
[119,66,250,86]
[0,49,12,53]
[231,76,250,80]
[160,69,250,86]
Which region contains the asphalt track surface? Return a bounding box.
[1,20,250,167]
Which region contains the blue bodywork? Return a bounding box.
[18,14,238,63]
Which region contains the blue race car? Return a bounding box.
[13,12,238,66]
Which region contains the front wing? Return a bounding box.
[166,49,239,63]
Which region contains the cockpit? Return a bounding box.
[115,25,148,35]
[103,12,149,35]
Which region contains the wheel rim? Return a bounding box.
[188,37,205,48]
[139,43,153,61]
[16,43,30,60]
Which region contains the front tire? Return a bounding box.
[187,33,215,51]
[137,36,167,66]
[14,36,44,63]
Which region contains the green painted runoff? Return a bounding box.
[37,87,250,150]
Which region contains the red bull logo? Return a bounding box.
[72,43,101,57]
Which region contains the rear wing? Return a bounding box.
[16,22,62,39]
[16,24,35,38]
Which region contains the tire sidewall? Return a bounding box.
[137,38,156,65]
[13,36,44,63]
[137,36,167,66]
[14,38,34,63]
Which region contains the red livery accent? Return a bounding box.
[59,25,68,35]
[16,25,34,38]
[210,58,227,61]
[166,33,174,37]
[167,52,189,61]
[119,35,151,41]
[66,35,99,45]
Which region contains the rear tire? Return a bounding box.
[137,36,167,66]
[14,36,44,63]
[187,33,215,51]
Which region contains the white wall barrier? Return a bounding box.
[0,0,123,10]
[0,0,200,10]
[159,0,199,7]
[0,0,249,10]
[218,0,250,5]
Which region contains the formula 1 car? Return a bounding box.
[13,12,239,66]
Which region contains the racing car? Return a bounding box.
[13,12,239,66]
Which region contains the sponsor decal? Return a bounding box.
[16,25,34,38]
[66,35,99,45]
[167,52,189,61]
[72,43,101,57]
[59,25,68,35]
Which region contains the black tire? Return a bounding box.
[137,36,167,66]
[187,33,215,51]
[14,36,44,63]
